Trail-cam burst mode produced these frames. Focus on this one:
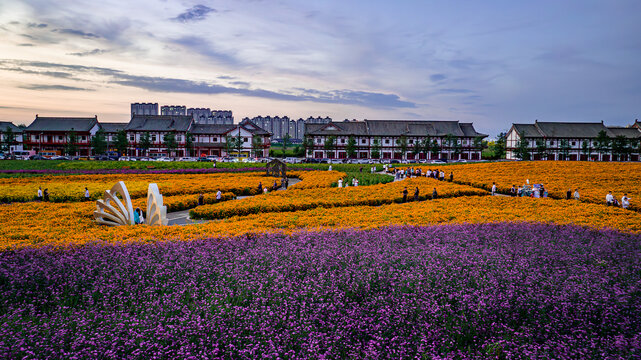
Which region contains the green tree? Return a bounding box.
[225,135,236,156]
[492,132,507,159]
[371,137,381,159]
[1,126,16,153]
[65,130,78,156]
[536,139,547,160]
[282,133,291,157]
[514,132,530,160]
[559,139,571,160]
[398,135,408,159]
[629,139,639,161]
[444,133,455,160]
[346,136,357,158]
[184,131,194,157]
[595,130,610,159]
[303,136,315,156]
[473,136,484,152]
[294,145,305,157]
[453,139,462,159]
[163,132,177,157]
[581,139,592,160]
[114,130,129,156]
[411,139,422,159]
[324,136,336,158]
[430,139,441,159]
[611,135,628,161]
[91,129,107,155]
[139,132,151,156]
[252,136,264,157]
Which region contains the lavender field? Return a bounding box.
[1,223,640,358]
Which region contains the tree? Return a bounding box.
[293,145,305,157]
[114,130,129,156]
[225,135,236,156]
[473,137,484,152]
[514,132,530,160]
[346,136,357,158]
[398,135,408,159]
[581,139,592,160]
[611,135,628,161]
[558,139,571,160]
[492,132,507,159]
[303,136,315,157]
[324,136,336,158]
[422,136,433,155]
[595,130,610,159]
[411,140,422,159]
[139,132,151,156]
[91,129,107,155]
[430,139,441,159]
[252,136,264,157]
[371,137,381,159]
[282,133,291,157]
[184,131,194,157]
[629,139,639,161]
[1,126,16,153]
[453,140,462,159]
[535,139,547,160]
[444,133,455,160]
[163,132,177,157]
[66,129,78,156]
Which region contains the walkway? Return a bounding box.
[167,177,301,226]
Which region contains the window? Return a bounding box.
[81,136,86,141]
[176,135,182,142]
[571,141,576,146]
[34,135,39,140]
[593,142,597,146]
[152,135,157,142]
[549,141,554,145]
[361,139,366,144]
[385,139,390,145]
[409,140,413,144]
[243,137,248,143]
[213,138,218,142]
[316,138,321,144]
[130,135,135,141]
[58,136,63,140]
[341,139,345,144]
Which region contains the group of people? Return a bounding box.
[605,191,631,209]
[506,184,554,198]
[337,178,359,188]
[401,186,438,203]
[389,167,453,182]
[257,179,289,194]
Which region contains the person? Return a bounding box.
[338,178,343,188]
[84,187,90,201]
[263,187,268,194]
[134,208,145,224]
[284,178,289,189]
[414,187,419,201]
[432,188,438,200]
[402,187,408,203]
[510,185,517,197]
[213,161,216,168]
[282,177,288,189]
[43,188,49,202]
[216,190,222,201]
[491,182,497,196]
[273,180,278,191]
[440,171,445,181]
[258,182,263,193]
[37,186,43,201]
[574,189,580,200]
[606,191,614,206]
[566,188,572,200]
[427,169,432,178]
[198,193,205,205]
[533,187,540,198]
[449,172,453,182]
[328,165,332,171]
[517,186,522,197]
[360,166,363,173]
[355,179,359,187]
[621,194,630,209]
[542,187,548,198]
[352,178,356,186]
[371,166,375,174]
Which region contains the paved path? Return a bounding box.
[167,177,301,225]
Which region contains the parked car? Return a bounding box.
[178,157,197,162]
[455,159,468,163]
[49,155,69,160]
[197,157,212,162]
[118,156,137,161]
[155,157,172,162]
[430,159,447,164]
[388,159,400,164]
[138,157,152,161]
[28,154,49,160]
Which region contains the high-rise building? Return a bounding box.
[244,115,331,141]
[130,103,158,117]
[161,105,186,116]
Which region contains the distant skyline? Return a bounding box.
[1,0,640,137]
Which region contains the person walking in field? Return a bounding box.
[216,190,222,201]
[414,187,419,201]
[199,193,205,205]
[402,187,408,203]
[37,187,43,201]
[449,172,453,182]
[574,189,580,200]
[510,185,517,197]
[432,188,438,200]
[84,187,90,201]
[258,182,263,193]
[491,182,497,196]
[43,189,49,202]
[606,191,614,206]
[622,194,630,209]
[566,188,572,200]
[338,179,343,188]
[273,180,278,191]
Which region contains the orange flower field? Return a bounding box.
[190,177,487,219]
[1,196,641,249]
[401,161,641,210]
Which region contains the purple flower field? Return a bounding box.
[0,223,640,358]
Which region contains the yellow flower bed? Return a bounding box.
[287,170,346,189]
[2,196,640,249]
[130,192,235,213]
[190,177,487,219]
[401,162,641,210]
[0,173,275,202]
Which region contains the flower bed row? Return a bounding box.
[287,170,346,189]
[0,223,639,358]
[2,196,641,249]
[190,177,487,220]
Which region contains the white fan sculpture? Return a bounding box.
[93,181,167,226]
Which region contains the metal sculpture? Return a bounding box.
[94,182,167,226]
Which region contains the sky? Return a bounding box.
[0,0,640,137]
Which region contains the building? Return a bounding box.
[188,108,234,125]
[130,103,158,117]
[23,115,100,156]
[506,120,641,161]
[161,105,186,116]
[304,119,486,160]
[191,119,270,157]
[101,122,128,154]
[245,115,331,142]
[124,115,193,157]
[0,121,24,153]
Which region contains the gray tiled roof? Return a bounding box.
[0,121,22,132]
[607,127,641,139]
[26,116,98,132]
[512,124,544,138]
[190,124,235,135]
[125,115,192,132]
[304,120,485,138]
[100,122,127,133]
[534,122,611,138]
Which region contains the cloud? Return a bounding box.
[67,48,109,57]
[439,88,474,94]
[172,5,217,22]
[19,84,92,91]
[18,43,34,47]
[217,75,235,80]
[27,23,47,28]
[52,28,100,39]
[430,74,446,82]
[172,35,239,66]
